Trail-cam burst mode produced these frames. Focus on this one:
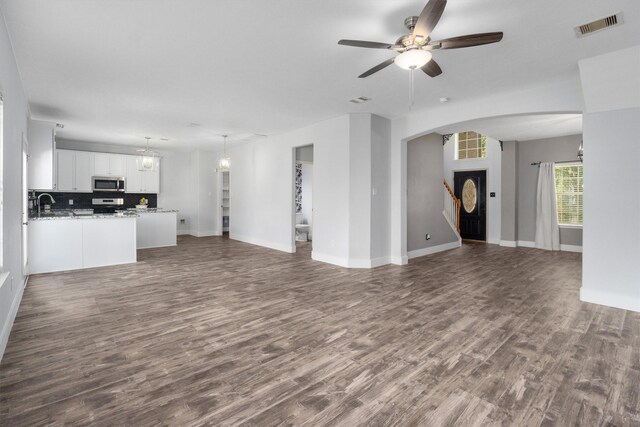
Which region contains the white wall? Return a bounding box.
[0,8,30,361]
[348,114,372,264]
[189,150,220,237]
[370,114,391,264]
[443,136,502,244]
[579,45,640,312]
[228,113,392,267]
[229,115,350,258]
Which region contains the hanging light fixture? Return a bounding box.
[136,137,159,172]
[218,134,230,171]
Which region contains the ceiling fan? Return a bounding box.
[338,0,503,78]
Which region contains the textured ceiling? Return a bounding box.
[1,0,638,150]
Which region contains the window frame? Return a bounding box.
[554,162,583,228]
[454,132,487,161]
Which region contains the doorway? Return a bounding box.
[454,170,487,241]
[293,145,313,253]
[220,171,230,235]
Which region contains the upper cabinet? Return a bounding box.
[125,156,160,193]
[93,153,126,177]
[28,120,57,190]
[56,150,93,192]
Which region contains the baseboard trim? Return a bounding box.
[370,256,391,268]
[311,251,349,268]
[408,240,461,260]
[390,255,409,265]
[515,240,582,252]
[0,274,27,363]
[500,240,517,247]
[230,233,295,253]
[580,287,640,313]
[189,230,219,238]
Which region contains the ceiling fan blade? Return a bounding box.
[358,57,395,78]
[338,39,395,49]
[421,59,442,77]
[413,0,447,39]
[431,32,503,49]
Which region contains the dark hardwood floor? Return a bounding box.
[1,236,638,426]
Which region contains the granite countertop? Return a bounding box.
[121,208,179,213]
[29,211,139,221]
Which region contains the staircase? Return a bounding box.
[443,179,461,239]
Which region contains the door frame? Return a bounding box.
[291,144,314,254]
[22,133,29,276]
[451,167,490,241]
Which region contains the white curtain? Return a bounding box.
[535,162,560,250]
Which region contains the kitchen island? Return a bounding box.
[28,212,138,274]
[123,208,178,249]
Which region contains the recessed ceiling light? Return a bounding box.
[187,122,201,128]
[349,96,372,104]
[159,138,169,141]
[439,97,449,104]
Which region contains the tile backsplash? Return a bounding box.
[33,191,157,211]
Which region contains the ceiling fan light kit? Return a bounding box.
[338,0,503,79]
[395,49,432,70]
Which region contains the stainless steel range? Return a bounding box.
[92,198,124,214]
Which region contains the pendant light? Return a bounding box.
[218,134,230,171]
[136,137,159,172]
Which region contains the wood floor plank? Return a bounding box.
[1,236,639,426]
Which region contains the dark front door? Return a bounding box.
[454,170,487,241]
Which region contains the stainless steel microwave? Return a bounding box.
[92,176,126,192]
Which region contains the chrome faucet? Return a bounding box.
[37,193,56,216]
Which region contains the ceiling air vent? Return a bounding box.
[575,12,623,37]
[350,96,371,104]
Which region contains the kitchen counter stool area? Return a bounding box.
[28,210,178,274]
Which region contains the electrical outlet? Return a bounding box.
[180,219,186,224]
[69,199,74,205]
[426,234,431,240]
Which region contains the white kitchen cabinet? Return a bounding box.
[28,217,137,274]
[125,156,143,192]
[56,150,93,192]
[75,151,93,192]
[56,150,75,191]
[136,212,177,249]
[143,170,160,193]
[125,156,160,193]
[28,219,84,273]
[93,153,126,177]
[28,120,57,190]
